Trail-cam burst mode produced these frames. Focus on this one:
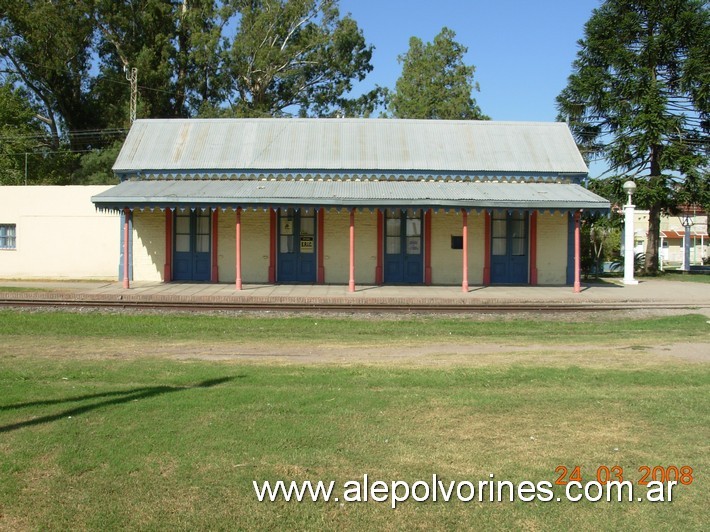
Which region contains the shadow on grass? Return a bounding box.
[0,376,237,434]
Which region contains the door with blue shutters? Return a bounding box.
[173,211,211,281]
[384,209,424,284]
[490,211,529,284]
[278,209,317,283]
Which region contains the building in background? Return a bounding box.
[634,209,708,268]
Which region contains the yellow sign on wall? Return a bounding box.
[300,236,314,253]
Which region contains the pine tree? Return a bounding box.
[389,27,487,120]
[557,0,709,274]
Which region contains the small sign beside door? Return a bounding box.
[281,219,293,235]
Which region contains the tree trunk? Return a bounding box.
[645,203,661,275]
[644,148,662,275]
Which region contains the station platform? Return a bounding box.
[1,278,709,313]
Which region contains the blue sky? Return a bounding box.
[338,0,605,175]
[339,0,601,121]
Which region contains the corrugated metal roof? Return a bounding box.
[92,179,609,212]
[113,118,589,177]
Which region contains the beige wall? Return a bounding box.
[132,208,273,283]
[0,186,119,279]
[430,211,485,285]
[132,210,165,281]
[216,208,270,283]
[323,210,377,284]
[536,212,568,285]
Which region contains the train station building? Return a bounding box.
[91,118,609,291]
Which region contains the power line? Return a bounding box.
[1,56,173,96]
[0,128,128,143]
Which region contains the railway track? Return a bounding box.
[0,296,706,314]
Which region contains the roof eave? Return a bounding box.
[92,195,609,212]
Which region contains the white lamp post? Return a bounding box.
[680,214,693,272]
[622,180,638,285]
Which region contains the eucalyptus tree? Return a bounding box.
[0,0,98,150]
[93,0,226,122]
[219,0,377,117]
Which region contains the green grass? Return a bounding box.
[1,310,709,345]
[0,310,708,529]
[0,286,52,292]
[651,272,710,284]
[0,359,707,530]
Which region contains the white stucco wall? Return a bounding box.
[0,186,119,279]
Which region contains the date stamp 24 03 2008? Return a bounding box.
[554,465,694,487]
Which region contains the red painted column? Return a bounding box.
[424,209,432,285]
[317,209,325,284]
[163,209,172,282]
[211,209,219,283]
[376,210,383,284]
[529,211,538,286]
[574,210,581,293]
[462,209,469,292]
[122,208,130,289]
[235,208,243,290]
[348,209,355,292]
[483,211,491,286]
[268,208,277,284]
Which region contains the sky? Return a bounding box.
[337,0,605,175]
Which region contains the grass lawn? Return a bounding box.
[0,286,52,292]
[651,272,710,284]
[0,311,708,529]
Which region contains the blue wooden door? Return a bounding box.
[490,211,529,284]
[173,211,211,281]
[277,209,317,283]
[384,209,423,283]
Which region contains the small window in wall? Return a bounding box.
[451,236,463,249]
[0,224,16,250]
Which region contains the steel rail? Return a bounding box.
[0,297,705,314]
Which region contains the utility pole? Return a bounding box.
[124,66,138,123]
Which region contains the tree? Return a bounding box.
[0,0,98,150]
[388,27,487,120]
[0,0,382,184]
[93,0,225,123]
[0,83,41,184]
[0,83,80,185]
[557,0,710,274]
[220,0,377,117]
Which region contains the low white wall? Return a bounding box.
[0,186,119,279]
